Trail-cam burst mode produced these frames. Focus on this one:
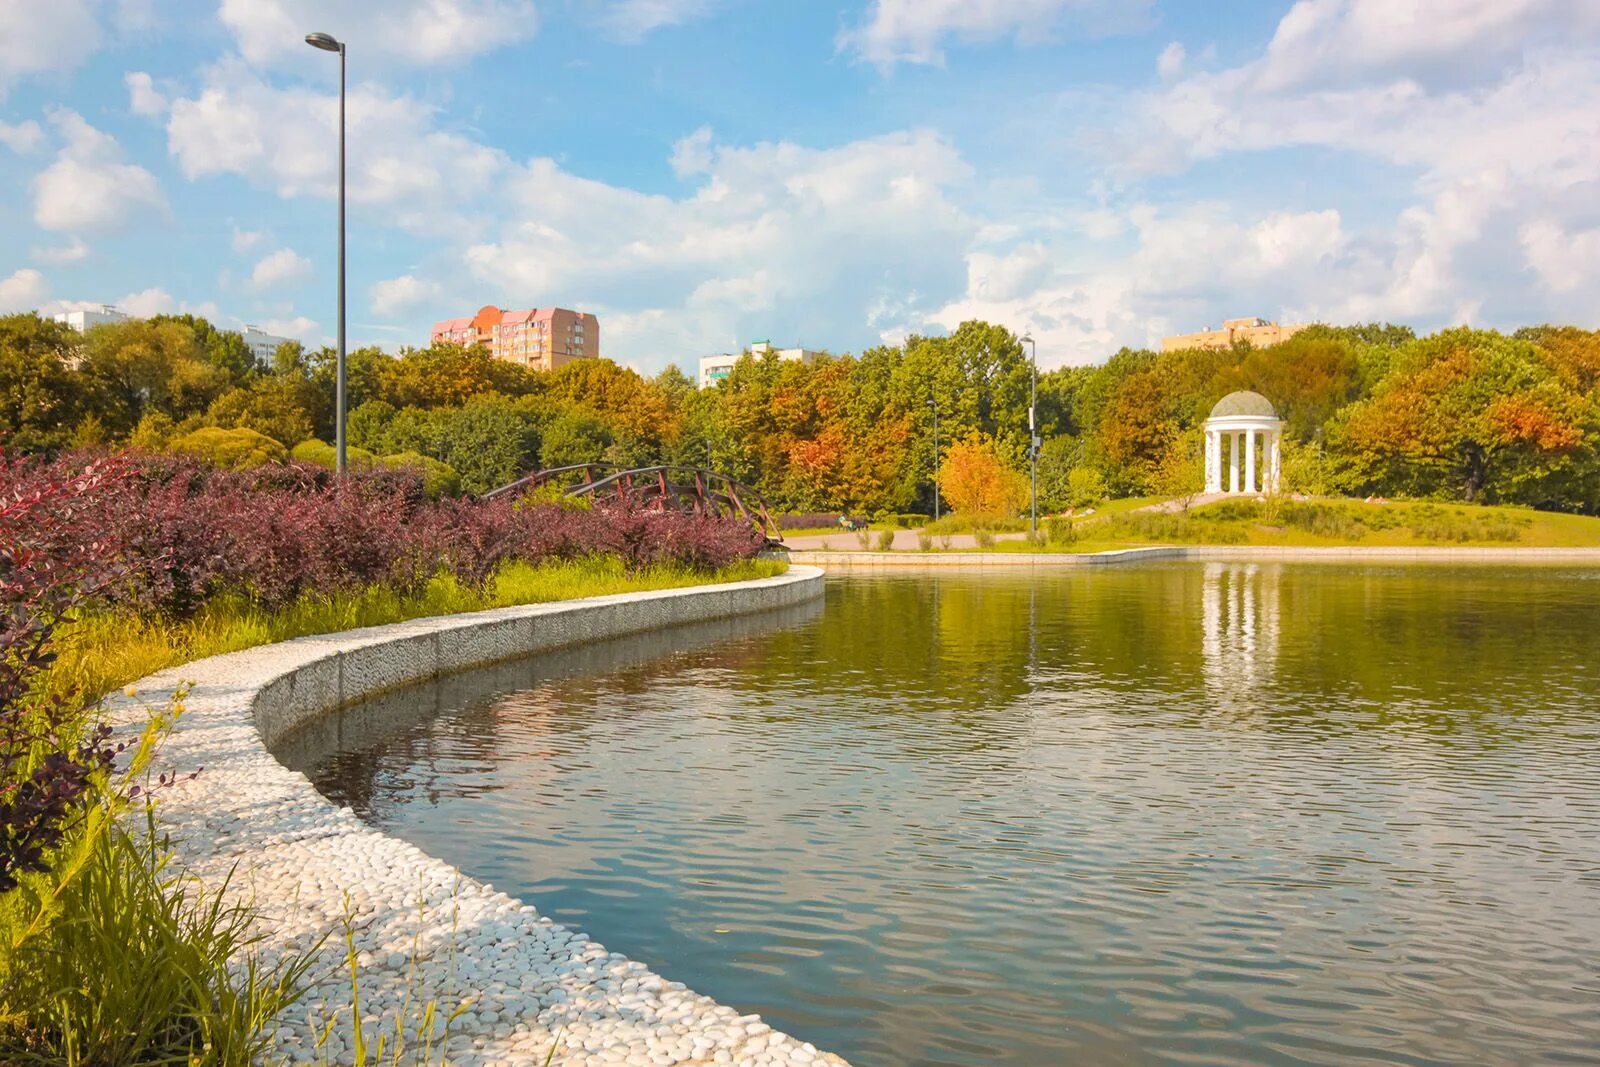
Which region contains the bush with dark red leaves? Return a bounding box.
[1,455,129,892]
[0,449,769,891]
[6,451,768,620]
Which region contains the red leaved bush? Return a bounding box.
[7,451,767,619]
[0,448,767,890]
[1,455,130,891]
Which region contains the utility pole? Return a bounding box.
[1021,334,1038,538]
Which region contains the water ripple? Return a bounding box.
[282,566,1600,1067]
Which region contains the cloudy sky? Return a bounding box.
[2,0,1598,370]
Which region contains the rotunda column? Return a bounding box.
[1244,429,1257,493]
[1270,430,1282,493]
[1229,432,1240,493]
[1205,431,1218,492]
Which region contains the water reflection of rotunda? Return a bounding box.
[1201,563,1281,701]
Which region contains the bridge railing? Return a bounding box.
[483,464,783,544]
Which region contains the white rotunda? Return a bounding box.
[1203,391,1284,495]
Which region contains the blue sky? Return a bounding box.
[2,0,1599,370]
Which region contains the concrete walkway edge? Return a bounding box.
[788,546,1600,567]
[101,566,839,1067]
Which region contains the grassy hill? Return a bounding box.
[1016,497,1600,551]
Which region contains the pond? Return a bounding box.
[276,565,1600,1066]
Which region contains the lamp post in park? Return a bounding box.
[305,30,348,474]
[1020,334,1038,539]
[927,395,941,523]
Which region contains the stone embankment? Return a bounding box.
[104,567,839,1067]
[789,545,1600,567]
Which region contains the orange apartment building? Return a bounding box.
[1161,316,1310,353]
[431,306,599,371]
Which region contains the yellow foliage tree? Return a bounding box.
[939,433,1027,517]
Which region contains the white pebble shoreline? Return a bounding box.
[102,567,845,1067]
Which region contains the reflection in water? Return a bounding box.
[1200,563,1281,704]
[280,566,1600,1067]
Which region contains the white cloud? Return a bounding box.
[125,70,166,116]
[1520,219,1600,296]
[0,119,45,153]
[166,61,506,232]
[370,274,443,316]
[670,126,714,176]
[598,0,717,41]
[258,315,318,342]
[1253,0,1597,93]
[1005,0,1600,359]
[218,0,538,67]
[933,204,1367,365]
[249,247,312,290]
[117,286,175,317]
[1156,41,1185,80]
[32,109,166,232]
[464,129,977,359]
[32,236,90,264]
[0,0,101,96]
[231,225,267,254]
[841,0,1150,68]
[0,268,48,313]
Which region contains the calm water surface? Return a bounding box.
[279,565,1600,1066]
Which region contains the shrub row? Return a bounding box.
[4,451,770,621]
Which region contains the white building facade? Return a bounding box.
[698,353,738,389]
[699,341,822,389]
[1203,391,1284,495]
[53,305,130,332]
[241,325,294,365]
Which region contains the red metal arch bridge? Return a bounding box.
[483,463,782,544]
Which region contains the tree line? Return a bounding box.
[2,311,1598,513]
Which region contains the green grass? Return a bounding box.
[50,556,787,709]
[0,808,315,1066]
[4,553,784,1065]
[971,497,1600,552]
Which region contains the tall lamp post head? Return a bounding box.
[1019,334,1038,536]
[306,28,348,473]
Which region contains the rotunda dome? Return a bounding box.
[1208,391,1278,419]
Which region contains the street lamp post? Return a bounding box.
[1021,334,1038,539]
[927,396,940,523]
[305,30,347,474]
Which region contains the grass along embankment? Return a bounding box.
[985,497,1600,552]
[50,555,786,711]
[2,450,784,1065]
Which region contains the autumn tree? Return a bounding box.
[77,319,231,433]
[939,434,1027,517]
[0,313,85,450]
[1097,368,1181,494]
[1211,333,1362,441]
[1327,329,1591,503]
[205,376,318,446]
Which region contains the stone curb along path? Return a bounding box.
[789,545,1600,567]
[102,566,843,1067]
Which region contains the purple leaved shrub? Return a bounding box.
[6,451,766,620]
[0,448,768,891]
[0,454,130,891]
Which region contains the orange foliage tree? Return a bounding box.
[939,434,1027,517]
[1328,329,1591,502]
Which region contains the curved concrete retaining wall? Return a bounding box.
[790,546,1600,567]
[103,566,838,1067]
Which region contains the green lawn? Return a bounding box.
[989,497,1600,552]
[54,556,788,709]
